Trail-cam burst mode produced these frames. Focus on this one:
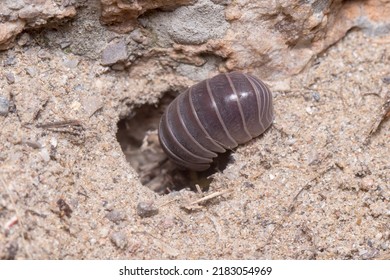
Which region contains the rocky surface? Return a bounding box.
[100,0,193,32]
[99,0,390,79]
[1,0,390,79]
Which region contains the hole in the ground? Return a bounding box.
[116,92,233,194]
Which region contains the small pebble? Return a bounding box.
[25,67,37,77]
[3,55,17,66]
[37,50,51,60]
[102,200,113,210]
[137,201,159,218]
[312,92,320,102]
[59,40,72,49]
[110,231,128,249]
[244,181,255,188]
[130,29,145,44]
[99,227,110,238]
[22,139,42,149]
[286,137,296,146]
[360,248,378,260]
[90,221,98,230]
[5,72,15,84]
[81,95,103,117]
[101,39,127,66]
[62,58,79,69]
[4,241,18,260]
[40,148,50,162]
[305,106,314,115]
[0,96,10,116]
[128,239,141,254]
[17,33,31,46]
[375,233,382,240]
[307,150,320,166]
[360,177,374,191]
[355,165,371,178]
[382,76,390,84]
[160,217,176,229]
[50,137,58,148]
[105,210,125,224]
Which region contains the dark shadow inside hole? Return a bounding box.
[116,92,233,195]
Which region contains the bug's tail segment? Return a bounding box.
[158,112,211,171]
[244,73,275,135]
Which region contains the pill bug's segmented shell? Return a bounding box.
[158,71,274,171]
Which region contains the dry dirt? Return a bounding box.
[1,8,390,259]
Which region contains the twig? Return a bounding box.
[36,119,82,129]
[188,189,233,206]
[158,197,179,208]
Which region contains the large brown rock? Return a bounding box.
[0,21,25,50]
[100,0,193,32]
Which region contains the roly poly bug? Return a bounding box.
[158,71,274,171]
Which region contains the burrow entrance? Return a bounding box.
[116,92,233,194]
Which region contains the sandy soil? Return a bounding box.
[0,10,389,259]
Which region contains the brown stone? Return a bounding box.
[0,21,25,50]
[100,0,193,32]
